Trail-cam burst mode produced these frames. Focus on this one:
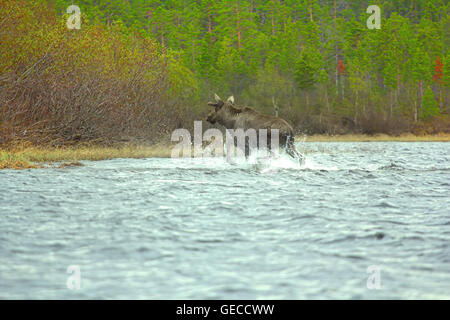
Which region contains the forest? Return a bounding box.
[0,0,449,147]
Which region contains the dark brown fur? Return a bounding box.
[206,95,302,162]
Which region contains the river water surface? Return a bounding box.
[0,142,449,299]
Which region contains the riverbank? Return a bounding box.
[301,133,450,142]
[0,144,173,170]
[1,134,449,170]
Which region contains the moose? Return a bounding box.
[206,94,303,163]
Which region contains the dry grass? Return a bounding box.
[301,133,450,142]
[0,158,39,170]
[0,143,174,170]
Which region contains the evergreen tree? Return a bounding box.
[421,86,440,120]
[42,0,450,133]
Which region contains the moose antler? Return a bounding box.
[208,93,224,107]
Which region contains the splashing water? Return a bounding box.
[214,142,307,172]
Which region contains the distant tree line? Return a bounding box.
[50,0,448,135]
[1,0,448,148]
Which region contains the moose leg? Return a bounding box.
[266,133,283,158]
[231,135,248,159]
[245,139,250,159]
[285,135,304,164]
[245,134,259,159]
[259,130,272,158]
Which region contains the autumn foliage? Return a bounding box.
[433,57,443,84]
[337,60,346,76]
[0,0,196,147]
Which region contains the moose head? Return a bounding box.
[206,94,237,126]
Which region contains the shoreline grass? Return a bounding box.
[1,133,449,169]
[300,133,450,142]
[0,144,174,170]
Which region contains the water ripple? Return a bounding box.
[0,142,449,299]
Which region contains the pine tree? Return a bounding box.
[411,45,432,122]
[433,56,444,111]
[421,86,440,120]
[40,0,448,133]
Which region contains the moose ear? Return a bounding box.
[227,96,235,104]
[208,93,224,107]
[208,100,224,108]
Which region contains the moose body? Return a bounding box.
[206,94,303,163]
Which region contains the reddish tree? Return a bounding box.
[337,59,346,75]
[433,56,444,111]
[433,56,443,83]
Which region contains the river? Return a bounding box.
[0,142,449,299]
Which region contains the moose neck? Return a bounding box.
[218,107,240,129]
